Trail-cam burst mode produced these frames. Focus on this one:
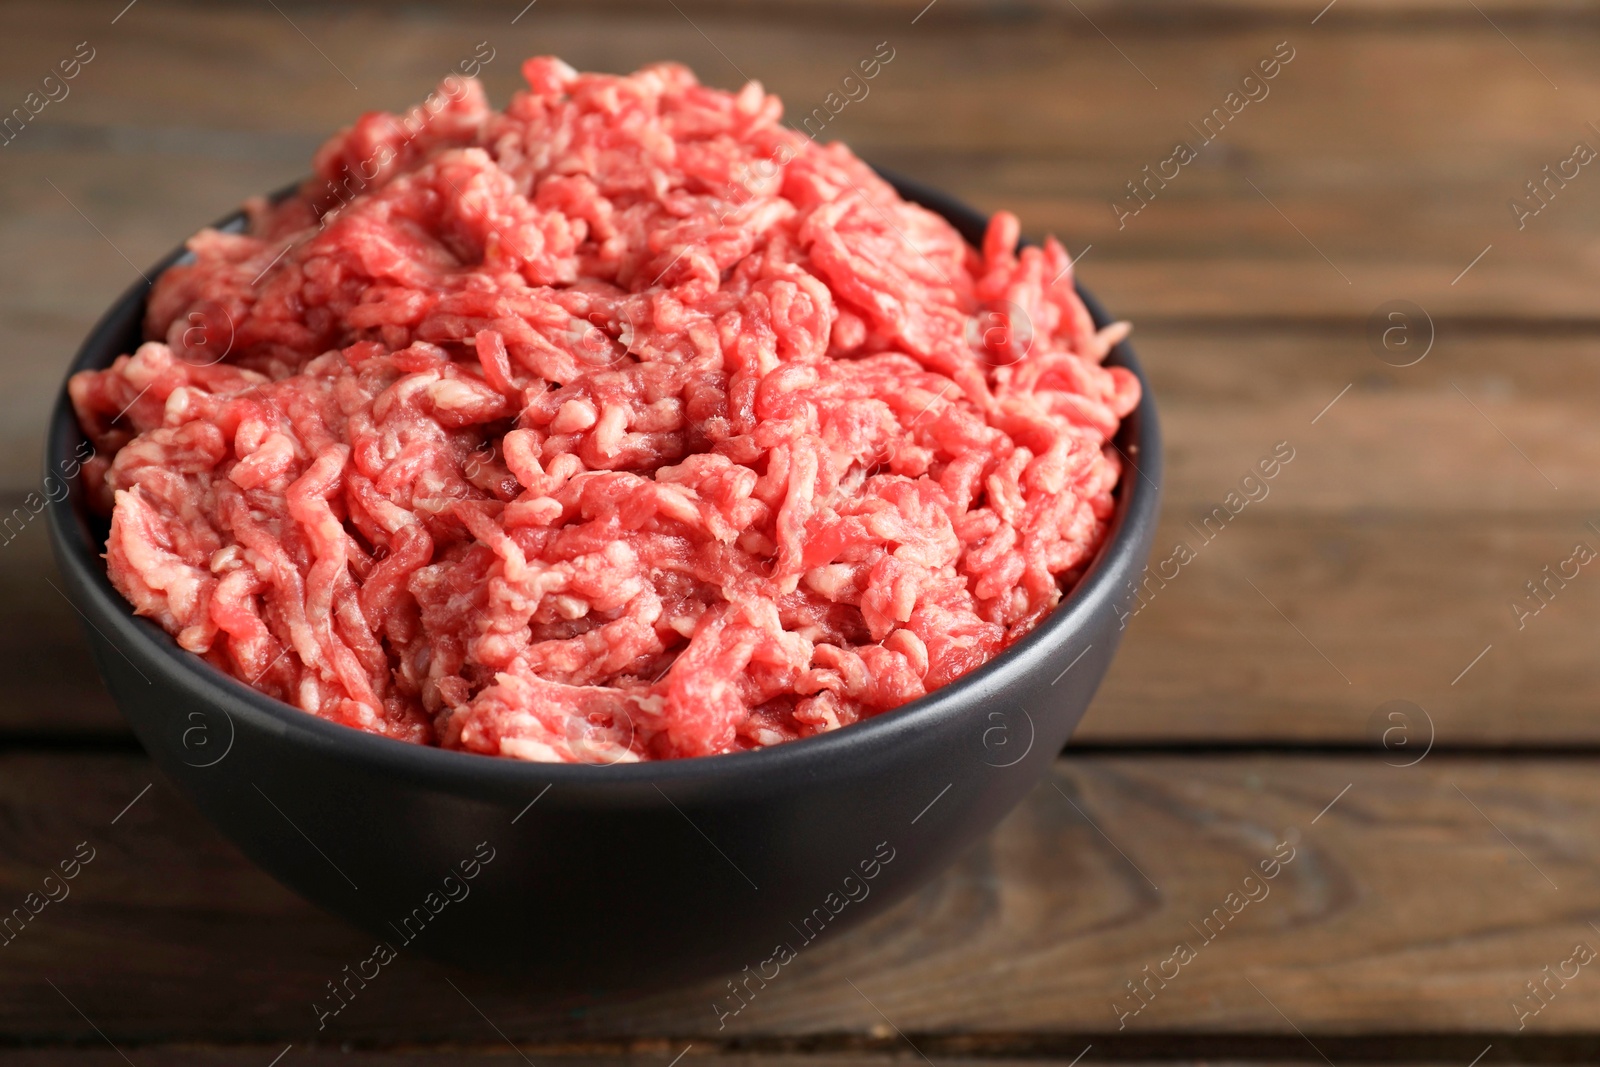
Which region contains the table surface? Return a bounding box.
[4,0,1600,1062]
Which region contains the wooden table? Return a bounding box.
[4,0,1599,1061]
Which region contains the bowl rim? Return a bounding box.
[45,172,1162,792]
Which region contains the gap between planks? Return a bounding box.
[0,1033,1593,1064]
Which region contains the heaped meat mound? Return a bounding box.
[69,57,1140,763]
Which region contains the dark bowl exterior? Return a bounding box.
[45,176,1161,996]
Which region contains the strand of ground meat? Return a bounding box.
[69,57,1140,762]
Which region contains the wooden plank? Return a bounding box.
[1138,327,1588,517]
[0,519,123,739]
[2,752,1599,1043]
[1084,511,1594,745]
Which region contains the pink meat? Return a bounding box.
[69,57,1140,762]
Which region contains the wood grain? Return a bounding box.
[1,752,1598,1044]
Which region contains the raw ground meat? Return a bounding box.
[69,57,1140,763]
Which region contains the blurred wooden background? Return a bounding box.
[4,0,1600,1062]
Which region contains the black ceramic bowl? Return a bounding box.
[46,175,1160,993]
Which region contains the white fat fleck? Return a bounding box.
[500,737,564,763]
[209,545,245,574]
[163,386,192,423]
[803,564,856,600]
[428,379,487,411]
[591,403,628,457]
[553,595,590,620]
[550,398,598,433]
